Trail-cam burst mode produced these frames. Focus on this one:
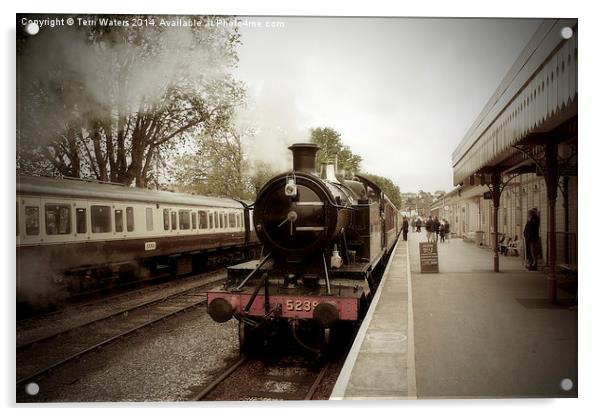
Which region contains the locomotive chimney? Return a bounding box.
[289,143,320,173]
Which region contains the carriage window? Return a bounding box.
[76,208,86,234]
[192,212,197,229]
[115,209,123,233]
[91,205,111,233]
[146,208,154,231]
[179,210,191,230]
[163,209,169,230]
[45,204,71,235]
[199,211,208,229]
[171,211,177,230]
[219,212,223,228]
[126,207,134,232]
[228,213,235,228]
[208,212,213,229]
[25,206,39,235]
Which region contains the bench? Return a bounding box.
[501,238,521,256]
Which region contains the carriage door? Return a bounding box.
[113,203,126,238]
[73,199,89,242]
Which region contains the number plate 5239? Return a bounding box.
[285,299,319,312]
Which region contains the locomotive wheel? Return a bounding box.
[319,328,331,359]
[238,321,260,354]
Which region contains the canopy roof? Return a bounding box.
[452,19,577,185]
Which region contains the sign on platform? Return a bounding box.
[419,242,439,273]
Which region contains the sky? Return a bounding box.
[233,17,542,193]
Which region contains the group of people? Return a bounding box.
[404,215,449,243]
[400,206,542,270]
[424,215,449,243]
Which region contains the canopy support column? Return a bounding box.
[545,142,559,304]
[491,171,501,272]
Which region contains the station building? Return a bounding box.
[432,19,578,302]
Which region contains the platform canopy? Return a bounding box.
[452,19,577,186]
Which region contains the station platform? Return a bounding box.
[330,232,577,400]
[330,239,416,399]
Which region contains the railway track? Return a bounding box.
[192,355,329,401]
[16,281,215,387]
[16,270,226,346]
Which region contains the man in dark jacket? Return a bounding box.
[402,216,409,241]
[425,215,434,242]
[523,208,540,270]
[433,216,441,243]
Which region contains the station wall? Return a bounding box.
[435,173,577,266]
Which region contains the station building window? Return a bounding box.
[91,205,111,233]
[126,207,134,232]
[146,208,154,231]
[163,209,169,231]
[76,208,86,234]
[25,206,39,235]
[45,204,71,235]
[199,211,208,229]
[115,209,124,233]
[179,210,191,230]
[171,211,177,230]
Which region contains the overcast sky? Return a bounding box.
[233,17,542,193]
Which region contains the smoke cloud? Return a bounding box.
[18,18,233,148]
[237,83,311,173]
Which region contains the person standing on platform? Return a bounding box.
[439,219,447,243]
[416,217,422,233]
[443,220,449,238]
[425,215,434,242]
[411,218,416,232]
[523,208,540,270]
[433,216,441,243]
[402,216,409,241]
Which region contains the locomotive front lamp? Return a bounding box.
[284,178,297,197]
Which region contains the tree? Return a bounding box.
[360,173,402,209]
[170,128,248,199]
[17,15,245,187]
[309,127,362,175]
[247,161,278,197]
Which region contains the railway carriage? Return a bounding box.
[16,175,257,305]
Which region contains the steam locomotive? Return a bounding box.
[207,143,401,354]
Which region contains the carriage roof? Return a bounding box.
[16,176,243,209]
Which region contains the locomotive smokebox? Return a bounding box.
[289,143,320,173]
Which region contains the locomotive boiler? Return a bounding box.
[207,143,400,354]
